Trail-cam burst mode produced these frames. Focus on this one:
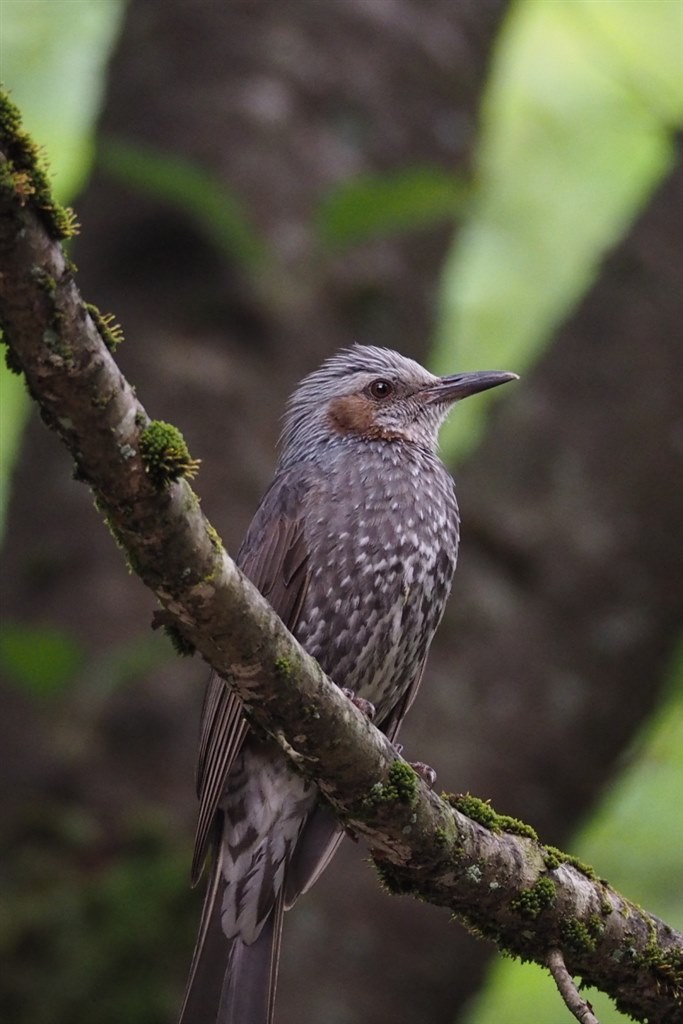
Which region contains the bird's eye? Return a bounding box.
[368,379,393,400]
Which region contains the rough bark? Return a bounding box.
[1,144,681,1024]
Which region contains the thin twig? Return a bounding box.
[547,948,600,1024]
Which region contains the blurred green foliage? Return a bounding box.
[99,138,269,269]
[0,0,125,539]
[98,149,471,262]
[317,167,471,248]
[0,620,173,702]
[445,4,683,1019]
[434,0,683,463]
[0,622,84,695]
[463,645,683,1024]
[0,0,125,198]
[2,808,193,1024]
[0,363,30,538]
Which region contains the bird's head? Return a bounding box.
[280,344,518,462]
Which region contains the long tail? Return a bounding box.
[178,845,285,1024]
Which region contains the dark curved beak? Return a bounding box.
[423,370,519,405]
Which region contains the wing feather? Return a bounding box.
[191,680,248,884]
[191,468,313,883]
[378,657,427,743]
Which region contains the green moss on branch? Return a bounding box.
[139,420,200,488]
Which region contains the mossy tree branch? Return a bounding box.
[1,94,681,1024]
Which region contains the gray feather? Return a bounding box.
[177,346,515,1023]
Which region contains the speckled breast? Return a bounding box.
[294,437,460,718]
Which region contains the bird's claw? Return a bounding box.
[341,689,376,720]
[408,761,437,788]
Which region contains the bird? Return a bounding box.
[178,344,517,1024]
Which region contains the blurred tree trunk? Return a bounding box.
[2,2,682,1023]
[0,2,510,1023]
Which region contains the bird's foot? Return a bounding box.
[408,761,437,788]
[389,743,436,788]
[341,689,376,720]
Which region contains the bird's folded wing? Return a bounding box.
[378,657,427,743]
[191,468,313,883]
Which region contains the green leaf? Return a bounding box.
[99,138,267,270]
[317,167,470,249]
[0,622,84,695]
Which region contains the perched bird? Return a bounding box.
[179,345,517,1024]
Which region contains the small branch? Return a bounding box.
[1,94,682,1024]
[548,948,600,1024]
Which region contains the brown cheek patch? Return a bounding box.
[327,395,375,435]
[327,395,404,441]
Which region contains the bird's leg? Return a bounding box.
[342,693,435,785]
[409,761,437,788]
[341,688,376,720]
[391,744,437,788]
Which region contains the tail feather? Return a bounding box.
[218,896,284,1024]
[179,848,285,1024]
[284,801,345,907]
